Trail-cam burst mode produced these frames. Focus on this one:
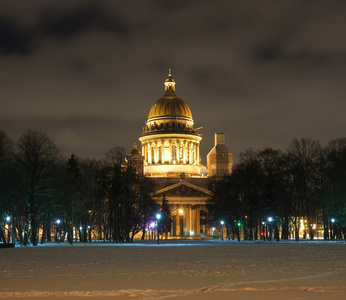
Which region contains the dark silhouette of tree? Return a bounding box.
[64,154,82,244]
[0,130,15,244]
[160,194,172,239]
[105,146,126,167]
[287,138,322,240]
[324,138,346,240]
[16,130,60,246]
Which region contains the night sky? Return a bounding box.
[1,0,346,163]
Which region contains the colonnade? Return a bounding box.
[142,139,200,165]
[170,204,207,237]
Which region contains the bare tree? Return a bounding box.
[287,138,322,240]
[0,131,15,243]
[16,130,60,246]
[105,146,126,167]
[0,130,13,164]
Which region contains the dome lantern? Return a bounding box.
[164,68,176,93]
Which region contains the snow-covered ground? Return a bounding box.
[0,240,345,299]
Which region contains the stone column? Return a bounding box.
[196,206,200,237]
[177,140,180,163]
[169,140,172,164]
[182,141,186,164]
[188,142,192,164]
[186,205,191,236]
[155,142,158,164]
[148,144,151,164]
[144,143,147,163]
[161,140,165,163]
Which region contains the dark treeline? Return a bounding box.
[1,129,345,245]
[0,129,159,245]
[208,138,346,241]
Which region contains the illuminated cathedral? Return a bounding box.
[127,69,233,238]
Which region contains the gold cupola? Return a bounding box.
[139,69,205,177]
[147,69,193,122]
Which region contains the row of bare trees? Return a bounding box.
[0,129,158,245]
[208,138,346,241]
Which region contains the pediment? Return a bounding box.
[153,181,212,197]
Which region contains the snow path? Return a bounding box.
[0,241,345,299]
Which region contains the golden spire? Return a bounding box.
[164,68,175,93]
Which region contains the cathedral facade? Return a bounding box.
[129,70,233,238]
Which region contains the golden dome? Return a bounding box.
[148,95,193,120]
[148,69,193,120]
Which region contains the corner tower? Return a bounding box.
[139,69,205,177]
[207,133,233,177]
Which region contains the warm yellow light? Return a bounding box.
[179,209,184,215]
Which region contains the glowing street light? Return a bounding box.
[5,216,11,222]
[331,218,336,240]
[220,220,225,240]
[268,217,273,241]
[261,222,266,240]
[56,219,61,243]
[156,213,161,244]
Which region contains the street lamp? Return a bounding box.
[220,220,225,240]
[156,213,161,244]
[331,218,335,240]
[261,221,266,240]
[268,217,273,241]
[5,216,11,222]
[56,219,61,243]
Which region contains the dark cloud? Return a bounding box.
[253,39,342,68]
[253,38,284,62]
[0,16,32,55]
[39,4,133,40]
[0,0,346,162]
[67,59,90,73]
[152,0,195,12]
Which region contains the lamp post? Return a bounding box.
[268,217,273,241]
[220,220,224,241]
[156,213,161,244]
[56,219,61,243]
[261,221,266,241]
[4,216,11,243]
[331,218,335,240]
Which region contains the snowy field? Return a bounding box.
[0,240,345,300]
